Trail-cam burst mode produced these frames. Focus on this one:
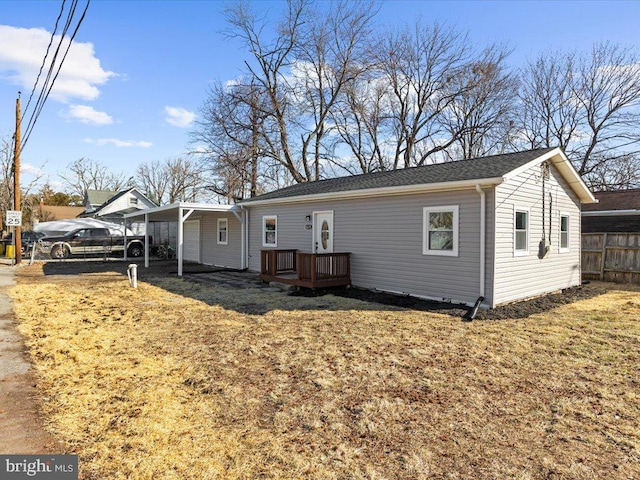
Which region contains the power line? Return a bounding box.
[19,0,91,154]
[21,0,66,121]
[21,0,76,145]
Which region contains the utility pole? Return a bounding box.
[13,92,21,265]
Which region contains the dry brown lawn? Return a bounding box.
[9,264,640,479]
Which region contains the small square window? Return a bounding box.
[423,206,458,256]
[263,216,277,247]
[217,218,228,245]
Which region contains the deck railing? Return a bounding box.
[260,249,297,277]
[260,249,351,288]
[297,252,351,287]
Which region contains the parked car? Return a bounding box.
[37,228,149,259]
[1,231,46,255]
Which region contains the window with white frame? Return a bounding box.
[423,206,459,256]
[560,214,569,251]
[263,215,277,247]
[514,208,529,255]
[217,218,228,245]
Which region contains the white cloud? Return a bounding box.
[0,25,115,102]
[84,138,153,148]
[21,162,45,176]
[68,104,113,125]
[164,106,195,128]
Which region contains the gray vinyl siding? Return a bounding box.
[198,212,243,268]
[248,188,495,306]
[493,162,582,306]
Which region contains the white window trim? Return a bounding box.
[217,218,228,245]
[262,215,278,247]
[559,213,570,253]
[423,205,459,257]
[514,206,530,257]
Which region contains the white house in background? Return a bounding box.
[125,147,597,309]
[81,188,157,229]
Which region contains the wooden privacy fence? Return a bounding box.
[582,233,640,284]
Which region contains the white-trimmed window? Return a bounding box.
[263,215,277,247]
[514,208,529,256]
[423,206,459,256]
[217,218,228,245]
[560,214,570,252]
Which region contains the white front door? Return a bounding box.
[314,211,333,254]
[183,220,201,263]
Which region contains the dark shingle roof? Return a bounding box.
[86,189,117,206]
[241,148,556,203]
[582,188,640,212]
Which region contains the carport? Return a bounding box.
[124,202,246,276]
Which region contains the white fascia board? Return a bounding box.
[502,148,597,204]
[240,177,505,207]
[582,209,640,217]
[123,202,239,219]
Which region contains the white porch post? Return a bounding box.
[123,219,128,261]
[144,213,149,268]
[178,208,184,277]
[232,207,246,270]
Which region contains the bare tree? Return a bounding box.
[224,0,376,183]
[442,46,519,160]
[192,80,273,201]
[60,157,130,198]
[330,68,390,174]
[136,157,205,205]
[0,139,14,231]
[375,22,473,168]
[588,154,640,190]
[1,137,48,231]
[518,52,581,152]
[518,42,640,188]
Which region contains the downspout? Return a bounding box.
[475,184,485,298]
[177,207,183,277]
[244,207,250,270]
[144,212,149,269]
[464,184,486,322]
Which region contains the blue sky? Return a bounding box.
[1,0,639,192]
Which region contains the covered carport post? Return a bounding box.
[122,214,150,267]
[177,207,195,277]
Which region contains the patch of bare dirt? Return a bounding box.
[315,282,607,320]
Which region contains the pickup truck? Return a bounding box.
[38,227,149,259]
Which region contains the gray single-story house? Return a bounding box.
[125,147,596,308]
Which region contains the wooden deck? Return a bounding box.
[260,249,351,289]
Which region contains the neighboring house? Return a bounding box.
[81,188,157,226]
[83,190,118,215]
[581,189,640,284]
[37,205,85,222]
[125,147,596,309]
[581,188,640,233]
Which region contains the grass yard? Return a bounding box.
[9,264,640,479]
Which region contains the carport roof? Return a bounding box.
[123,202,240,223]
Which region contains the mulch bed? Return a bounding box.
[298,282,605,320]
